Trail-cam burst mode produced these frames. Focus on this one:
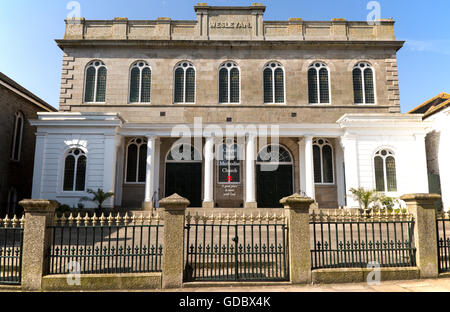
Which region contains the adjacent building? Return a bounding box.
[409,92,450,211]
[0,73,56,216]
[30,4,430,210]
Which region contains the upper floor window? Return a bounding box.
[353,62,375,104]
[308,62,330,104]
[11,111,24,161]
[219,62,240,104]
[374,149,397,192]
[84,60,107,103]
[174,61,195,103]
[130,61,151,103]
[263,62,285,104]
[125,138,147,183]
[313,138,334,184]
[63,148,87,192]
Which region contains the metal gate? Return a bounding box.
[0,216,24,285]
[437,212,450,273]
[184,212,289,282]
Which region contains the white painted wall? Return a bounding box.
[338,114,430,208]
[426,107,450,211]
[30,113,122,209]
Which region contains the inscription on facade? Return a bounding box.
[210,22,252,29]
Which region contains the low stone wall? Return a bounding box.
[312,267,420,284]
[42,273,162,291]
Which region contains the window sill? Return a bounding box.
[56,192,87,198]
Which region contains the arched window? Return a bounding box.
[125,138,148,183]
[11,111,24,161]
[263,62,285,104]
[257,144,292,164]
[167,144,202,162]
[174,61,195,103]
[63,148,87,191]
[84,60,107,103]
[374,149,397,192]
[130,61,151,103]
[308,62,330,104]
[353,62,375,104]
[313,139,334,184]
[219,61,240,104]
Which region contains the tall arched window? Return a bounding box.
[84,60,107,103]
[219,61,240,104]
[125,138,148,183]
[374,149,397,192]
[130,61,151,103]
[63,148,87,192]
[174,61,195,103]
[313,138,334,184]
[263,62,285,104]
[308,62,330,104]
[353,62,375,104]
[11,111,24,161]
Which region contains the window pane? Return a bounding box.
[364,68,375,104]
[185,68,195,103]
[129,67,140,103]
[263,68,273,103]
[219,68,228,103]
[313,145,322,183]
[230,68,240,103]
[319,68,329,103]
[96,67,107,102]
[141,67,151,102]
[84,67,96,102]
[174,68,184,103]
[353,68,363,104]
[63,155,75,191]
[274,68,284,103]
[126,144,138,182]
[386,156,397,192]
[13,117,23,160]
[138,144,147,183]
[75,155,86,191]
[322,145,333,183]
[374,156,385,192]
[308,68,318,104]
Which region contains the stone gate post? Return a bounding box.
[19,199,58,291]
[400,193,441,278]
[160,193,189,289]
[280,193,314,284]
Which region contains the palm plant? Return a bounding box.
[86,188,114,210]
[349,187,379,211]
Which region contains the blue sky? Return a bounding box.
[0,0,449,112]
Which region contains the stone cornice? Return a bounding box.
[56,39,404,51]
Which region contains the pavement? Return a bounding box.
[108,277,450,292]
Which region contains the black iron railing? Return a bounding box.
[0,216,24,285]
[48,212,163,274]
[437,212,450,273]
[184,213,289,282]
[310,210,416,269]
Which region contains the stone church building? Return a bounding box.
[30,4,430,210]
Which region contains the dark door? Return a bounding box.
[257,164,293,208]
[165,163,202,207]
